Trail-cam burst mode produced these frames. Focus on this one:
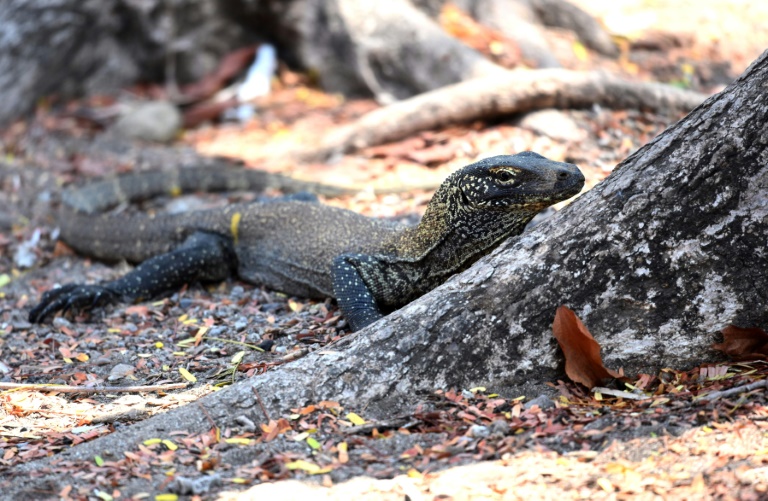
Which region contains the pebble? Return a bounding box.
[257,339,275,351]
[108,363,136,381]
[234,415,257,432]
[209,326,227,337]
[524,394,556,410]
[489,419,510,437]
[112,101,182,143]
[52,317,72,329]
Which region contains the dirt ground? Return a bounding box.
[1,1,767,500]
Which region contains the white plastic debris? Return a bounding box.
[229,43,277,122]
[13,228,41,268]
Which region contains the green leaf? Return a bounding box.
[306,437,321,450]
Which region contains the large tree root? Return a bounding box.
[290,69,707,162]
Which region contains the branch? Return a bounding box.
[0,382,187,393]
[292,69,708,161]
[698,379,768,402]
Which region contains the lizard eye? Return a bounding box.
[496,170,515,184]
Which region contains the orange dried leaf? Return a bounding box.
[552,306,620,388]
[713,325,768,360]
[299,405,317,415]
[338,442,349,464]
[124,305,150,317]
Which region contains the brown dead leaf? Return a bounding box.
[552,306,620,388]
[713,325,768,360]
[182,98,236,128]
[124,305,150,317]
[261,418,292,442]
[52,241,76,258]
[180,45,257,103]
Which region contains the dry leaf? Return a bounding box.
[178,367,197,383]
[713,325,768,360]
[345,412,366,425]
[285,459,331,474]
[552,306,620,388]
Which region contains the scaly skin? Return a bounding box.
[29,153,584,330]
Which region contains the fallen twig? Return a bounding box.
[698,379,768,402]
[0,382,187,393]
[253,387,271,422]
[342,417,418,435]
[592,387,650,400]
[197,401,218,429]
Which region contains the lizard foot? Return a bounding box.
[28,284,119,323]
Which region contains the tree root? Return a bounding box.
[291,69,708,162]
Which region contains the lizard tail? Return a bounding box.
[61,165,354,214]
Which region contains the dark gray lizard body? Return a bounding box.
[29,153,584,330]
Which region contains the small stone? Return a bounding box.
[108,363,135,381]
[518,109,587,142]
[112,101,182,143]
[257,339,275,351]
[489,419,510,437]
[209,326,227,337]
[524,394,555,410]
[169,474,222,495]
[469,424,490,438]
[234,415,257,432]
[52,316,72,329]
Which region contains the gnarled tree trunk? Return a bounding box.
[0,0,612,124]
[0,0,253,125]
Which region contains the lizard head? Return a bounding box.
[402,152,584,260]
[451,152,585,212]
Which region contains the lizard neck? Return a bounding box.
[394,183,536,263]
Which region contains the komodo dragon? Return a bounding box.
[29,152,585,331]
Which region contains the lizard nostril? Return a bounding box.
[557,171,569,180]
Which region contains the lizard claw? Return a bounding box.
[28,284,118,323]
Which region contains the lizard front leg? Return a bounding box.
[331,254,385,332]
[29,231,236,323]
